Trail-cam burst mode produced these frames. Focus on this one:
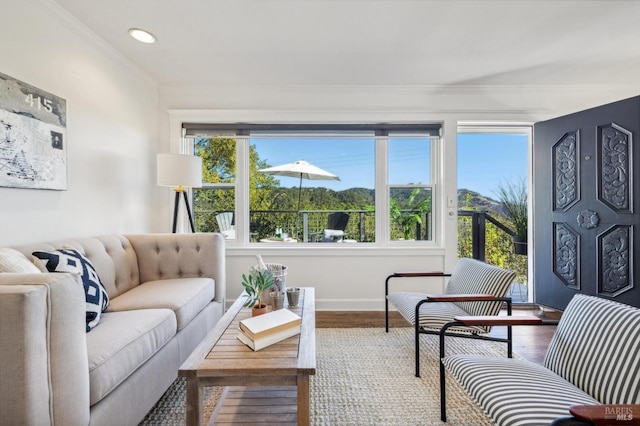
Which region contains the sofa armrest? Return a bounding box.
[0,273,90,425]
[452,315,558,326]
[384,272,452,299]
[452,315,544,326]
[425,293,499,302]
[126,233,226,308]
[390,271,450,278]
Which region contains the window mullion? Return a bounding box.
[375,135,389,244]
[237,135,249,243]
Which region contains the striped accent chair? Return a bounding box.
[385,258,516,377]
[442,294,640,425]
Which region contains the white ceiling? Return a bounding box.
[51,0,640,89]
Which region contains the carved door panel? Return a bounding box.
[533,96,640,310]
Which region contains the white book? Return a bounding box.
[239,309,302,339]
[237,324,301,351]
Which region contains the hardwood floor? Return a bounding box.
[487,308,559,364]
[316,306,561,365]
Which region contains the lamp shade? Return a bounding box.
[157,153,202,188]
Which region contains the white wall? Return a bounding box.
[0,0,160,246]
[5,0,639,310]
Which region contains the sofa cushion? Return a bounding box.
[86,309,176,405]
[106,278,214,331]
[442,355,598,426]
[0,248,41,273]
[15,236,141,300]
[32,249,109,331]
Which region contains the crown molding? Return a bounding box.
[165,109,547,125]
[160,82,638,95]
[160,82,638,121]
[29,0,158,88]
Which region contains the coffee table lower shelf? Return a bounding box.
[207,386,298,425]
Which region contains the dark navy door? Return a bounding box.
[534,96,640,310]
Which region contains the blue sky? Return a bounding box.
[251,133,528,198]
[252,137,375,191]
[457,133,529,197]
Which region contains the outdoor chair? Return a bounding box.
[310,212,350,242]
[216,212,235,239]
[385,257,516,377]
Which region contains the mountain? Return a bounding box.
[457,188,505,217]
[281,185,504,216]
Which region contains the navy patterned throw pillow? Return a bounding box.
[32,249,109,332]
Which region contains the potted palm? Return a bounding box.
[241,266,274,316]
[495,179,528,255]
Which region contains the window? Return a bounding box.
[457,126,531,302]
[193,135,238,239]
[186,124,440,246]
[249,133,375,243]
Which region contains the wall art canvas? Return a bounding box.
[0,72,67,190]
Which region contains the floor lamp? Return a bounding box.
[157,153,202,233]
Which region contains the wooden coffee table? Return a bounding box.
[179,287,316,426]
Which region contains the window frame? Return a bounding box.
[184,123,442,247]
[385,132,438,244]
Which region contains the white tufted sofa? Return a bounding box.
[0,233,226,426]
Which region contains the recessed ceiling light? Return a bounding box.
[128,28,157,44]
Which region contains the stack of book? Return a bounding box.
[237,309,302,351]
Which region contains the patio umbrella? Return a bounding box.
[258,160,340,212]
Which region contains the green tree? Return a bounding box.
[193,137,280,235]
[390,188,432,240]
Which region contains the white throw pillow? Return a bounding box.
[0,248,42,273]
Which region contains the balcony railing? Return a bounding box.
[250,209,375,242]
[457,210,517,261]
[196,207,519,254]
[194,208,434,242]
[458,210,528,302]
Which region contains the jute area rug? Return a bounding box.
[140,328,503,425]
